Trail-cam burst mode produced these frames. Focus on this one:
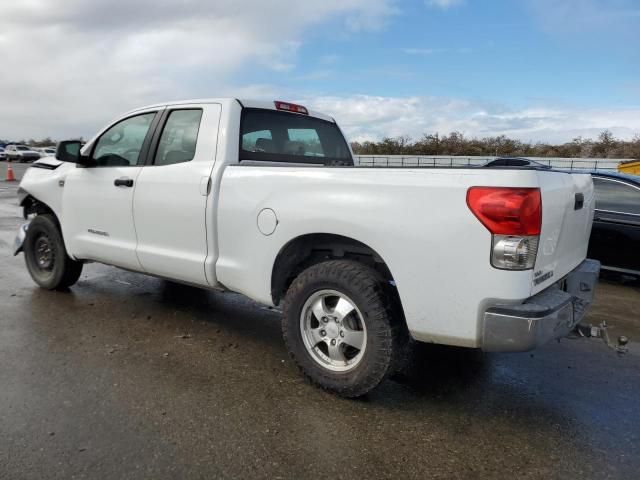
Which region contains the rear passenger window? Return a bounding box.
[154,109,203,166]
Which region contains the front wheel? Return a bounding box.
[23,214,83,290]
[282,260,403,397]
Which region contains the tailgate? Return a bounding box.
[531,171,595,294]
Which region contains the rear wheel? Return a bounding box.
[282,260,403,397]
[24,214,83,290]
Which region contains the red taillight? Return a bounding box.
[274,100,308,115]
[466,187,542,236]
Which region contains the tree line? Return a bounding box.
[4,130,640,159]
[351,130,640,159]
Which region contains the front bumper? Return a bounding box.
[482,259,600,352]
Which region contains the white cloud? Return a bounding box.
[403,47,471,55]
[424,0,464,10]
[403,48,440,55]
[1,0,637,146]
[0,0,395,140]
[306,95,640,143]
[526,0,640,36]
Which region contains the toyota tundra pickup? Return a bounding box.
[14,98,600,397]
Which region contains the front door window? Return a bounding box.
[92,113,156,167]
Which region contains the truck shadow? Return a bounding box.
[391,342,488,395]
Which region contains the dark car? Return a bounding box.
[588,171,640,277]
[482,157,553,169]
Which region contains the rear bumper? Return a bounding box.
[482,259,600,352]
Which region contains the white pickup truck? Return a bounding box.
[14,98,600,397]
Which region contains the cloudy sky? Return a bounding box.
[0,0,639,143]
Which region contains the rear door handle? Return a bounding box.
[199,176,211,196]
[114,177,134,187]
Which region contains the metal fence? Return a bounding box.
[354,155,627,171]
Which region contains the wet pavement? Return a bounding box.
[1,161,30,182]
[1,179,639,479]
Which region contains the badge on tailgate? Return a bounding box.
[534,269,554,286]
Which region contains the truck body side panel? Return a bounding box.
[216,166,560,348]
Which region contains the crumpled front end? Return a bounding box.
[13,222,29,256]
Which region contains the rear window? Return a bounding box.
[240,109,352,166]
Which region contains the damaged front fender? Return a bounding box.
[17,187,30,209]
[13,222,29,256]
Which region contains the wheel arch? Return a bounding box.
[20,193,58,222]
[270,233,406,322]
[15,194,69,257]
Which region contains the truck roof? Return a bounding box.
[127,98,335,123]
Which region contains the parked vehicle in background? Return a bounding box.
[13,98,599,397]
[0,147,6,161]
[33,147,57,157]
[588,171,640,277]
[4,145,41,162]
[482,157,552,169]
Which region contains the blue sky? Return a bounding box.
[1,0,639,143]
[283,0,639,106]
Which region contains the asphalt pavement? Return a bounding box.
[1,175,639,479]
[1,161,31,182]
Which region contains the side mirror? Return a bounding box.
[56,140,87,164]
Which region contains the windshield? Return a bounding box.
[240,109,352,166]
[17,146,30,151]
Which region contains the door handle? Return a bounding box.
[199,176,211,196]
[114,177,134,187]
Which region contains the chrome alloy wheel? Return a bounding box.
[300,289,367,372]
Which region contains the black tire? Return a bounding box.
[282,260,404,398]
[24,214,83,290]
